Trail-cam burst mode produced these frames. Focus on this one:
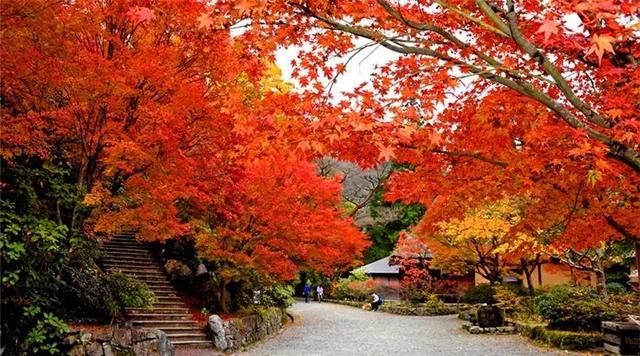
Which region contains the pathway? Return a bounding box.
[241,301,574,356]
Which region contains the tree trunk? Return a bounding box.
[521,259,535,296]
[218,279,228,313]
[595,269,608,299]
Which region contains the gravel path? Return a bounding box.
[240,301,574,356]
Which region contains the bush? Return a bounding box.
[332,272,392,302]
[260,284,295,308]
[400,285,432,304]
[23,306,70,355]
[331,270,372,300]
[535,285,617,331]
[102,272,156,314]
[606,282,627,295]
[424,293,445,311]
[463,284,496,304]
[517,322,601,350]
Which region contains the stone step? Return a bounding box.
[103,245,149,251]
[131,277,169,283]
[141,290,176,296]
[104,239,146,244]
[103,258,156,266]
[171,340,212,347]
[156,296,182,302]
[141,326,201,332]
[146,289,175,294]
[103,262,160,270]
[111,271,167,278]
[143,283,174,289]
[143,283,173,288]
[128,308,190,314]
[152,302,187,308]
[103,250,152,258]
[130,313,193,320]
[105,267,164,275]
[112,273,166,281]
[132,320,197,328]
[103,260,158,268]
[103,255,154,262]
[164,333,209,342]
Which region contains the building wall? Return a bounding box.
[371,274,402,289]
[473,262,597,288]
[524,263,597,288]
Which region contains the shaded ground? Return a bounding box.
[240,301,576,356]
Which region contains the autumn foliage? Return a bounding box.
[2,0,639,319]
[222,0,639,276]
[1,0,367,290]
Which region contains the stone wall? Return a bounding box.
[65,325,175,356]
[208,307,287,352]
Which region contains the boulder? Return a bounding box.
[164,259,192,279]
[476,305,505,328]
[208,315,228,350]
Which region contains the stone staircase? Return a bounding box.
[101,231,211,348]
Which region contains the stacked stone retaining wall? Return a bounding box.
[208,307,287,352]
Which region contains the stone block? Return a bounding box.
[477,305,505,328]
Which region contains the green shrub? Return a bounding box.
[23,306,70,355]
[102,272,156,314]
[424,293,445,311]
[401,285,432,304]
[463,284,496,304]
[606,282,627,295]
[535,285,617,331]
[518,322,601,350]
[331,270,373,300]
[260,284,295,308]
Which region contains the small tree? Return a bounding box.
[430,198,543,290]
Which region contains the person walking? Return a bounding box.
[316,285,324,303]
[370,293,382,311]
[303,283,311,303]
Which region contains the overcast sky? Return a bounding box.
[274,39,401,100]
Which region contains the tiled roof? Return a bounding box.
[355,256,400,275]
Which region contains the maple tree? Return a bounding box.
[429,199,543,288]
[1,0,368,314]
[194,153,367,309]
[227,0,639,279]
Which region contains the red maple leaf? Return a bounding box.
[127,6,156,24]
[536,20,559,43]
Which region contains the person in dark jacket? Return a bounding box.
[371,293,383,311]
[303,283,312,303]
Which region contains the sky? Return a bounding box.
[274,38,401,101]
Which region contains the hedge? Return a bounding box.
[514,321,602,350]
[325,299,460,316]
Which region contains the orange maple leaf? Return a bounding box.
[586,34,615,64]
[197,13,214,30]
[398,126,416,142]
[378,145,395,161]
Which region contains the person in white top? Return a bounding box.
[371,293,382,311]
[316,285,324,302]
